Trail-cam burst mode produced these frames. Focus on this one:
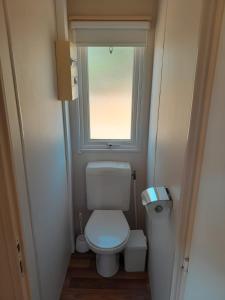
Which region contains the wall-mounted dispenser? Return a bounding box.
[141,186,172,213]
[55,40,78,101]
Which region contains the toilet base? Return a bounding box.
[96,253,119,277]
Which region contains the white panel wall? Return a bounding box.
[147,0,203,299]
[67,0,155,19]
[70,118,150,233]
[4,0,72,299]
[183,10,225,300]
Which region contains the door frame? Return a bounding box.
[170,1,225,299]
[0,0,41,298]
[0,66,30,300]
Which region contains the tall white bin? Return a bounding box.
[124,230,147,272]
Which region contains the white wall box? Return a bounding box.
[55,40,78,101]
[124,230,147,272]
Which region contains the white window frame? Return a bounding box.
[77,46,145,152]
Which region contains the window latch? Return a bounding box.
[106,143,120,149]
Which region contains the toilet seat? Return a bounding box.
[85,210,130,254]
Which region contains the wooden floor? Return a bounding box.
[60,252,151,300]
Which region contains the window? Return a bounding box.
[88,47,134,140]
[78,46,144,150]
[71,21,149,151]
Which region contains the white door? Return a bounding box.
[183,8,225,300]
[0,66,29,300]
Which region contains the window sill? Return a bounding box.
[77,146,141,154]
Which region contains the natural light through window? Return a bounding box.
[88,47,134,140]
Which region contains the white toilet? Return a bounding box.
[84,161,131,277]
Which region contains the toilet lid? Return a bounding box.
[85,210,130,249]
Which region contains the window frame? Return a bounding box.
[77,46,145,151]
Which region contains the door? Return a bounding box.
[0,71,29,300]
[182,7,225,300]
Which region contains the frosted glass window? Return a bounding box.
[88,47,134,140]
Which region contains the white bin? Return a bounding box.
[124,230,147,272]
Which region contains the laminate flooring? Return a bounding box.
[60,252,151,300]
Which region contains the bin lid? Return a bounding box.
[125,230,147,249]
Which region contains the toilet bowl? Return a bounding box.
[85,210,130,277]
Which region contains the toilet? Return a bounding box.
[84,161,131,277]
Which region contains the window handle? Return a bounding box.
[106,143,120,149]
[70,58,78,65]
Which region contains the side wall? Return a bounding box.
[4,0,72,299]
[147,0,203,299]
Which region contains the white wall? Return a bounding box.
[147,0,203,299]
[4,0,72,299]
[69,25,154,234]
[67,0,156,19]
[183,9,225,300]
[70,96,151,234]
